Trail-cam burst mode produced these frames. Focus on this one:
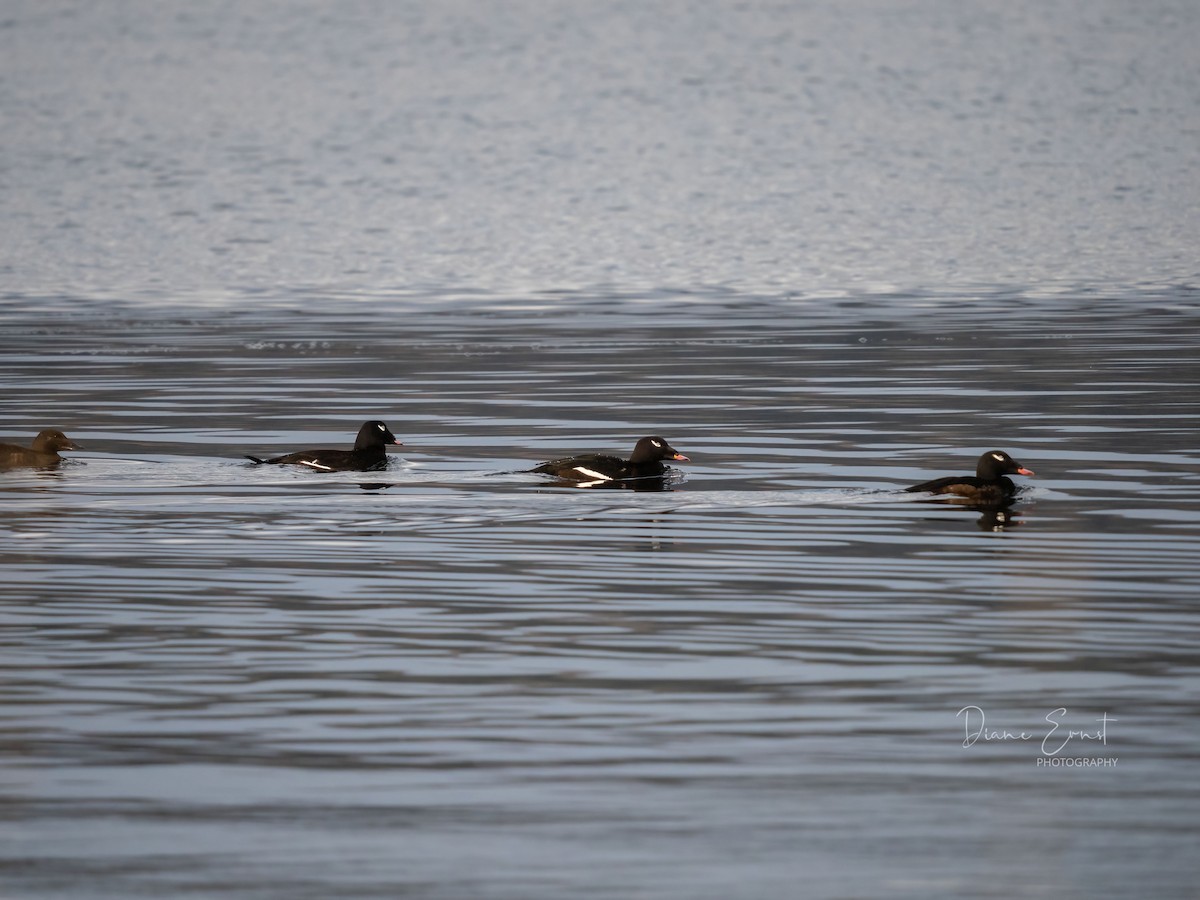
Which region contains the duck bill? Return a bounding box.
[671,452,689,462]
[1016,466,1035,476]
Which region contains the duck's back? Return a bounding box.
[906,475,1016,502]
[532,453,628,481]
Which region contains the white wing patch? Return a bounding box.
[300,459,333,471]
[572,466,612,481]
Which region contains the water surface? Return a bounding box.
[3,0,1200,895]
[3,291,1199,898]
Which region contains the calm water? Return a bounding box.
[3,1,1200,898]
[3,0,1198,295]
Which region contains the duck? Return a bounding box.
[245,420,400,472]
[531,436,689,483]
[905,450,1035,504]
[0,429,80,468]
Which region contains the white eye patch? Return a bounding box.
[650,440,662,448]
[377,423,386,431]
[991,453,1006,462]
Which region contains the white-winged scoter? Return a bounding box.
[245,421,400,472]
[905,450,1035,504]
[531,436,689,483]
[0,429,80,468]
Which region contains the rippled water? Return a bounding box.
[2,290,1199,898]
[4,0,1200,895]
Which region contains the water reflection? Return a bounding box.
[528,474,683,492]
[969,503,1025,532]
[908,497,1028,532]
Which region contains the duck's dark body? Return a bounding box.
[245,421,399,472]
[532,436,688,483]
[0,430,80,468]
[906,450,1034,503]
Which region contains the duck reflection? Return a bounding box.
[973,503,1024,531]
[535,474,679,492]
[911,494,1026,531]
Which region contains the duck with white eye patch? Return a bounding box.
[531,436,689,484]
[244,421,401,472]
[905,450,1035,504]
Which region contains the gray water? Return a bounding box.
[3,2,1200,899]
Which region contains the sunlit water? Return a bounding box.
[3,0,1198,296]
[3,0,1200,897]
